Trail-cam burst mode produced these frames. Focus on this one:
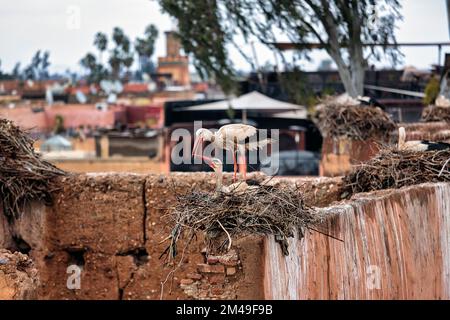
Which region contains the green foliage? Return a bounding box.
[135,24,159,75]
[160,0,237,93]
[226,102,236,120]
[18,50,51,80]
[94,32,108,52]
[279,69,323,112]
[80,53,108,84]
[108,27,134,79]
[424,76,440,105]
[54,115,65,134]
[12,63,21,79]
[135,24,158,58]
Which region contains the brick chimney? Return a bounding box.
[165,31,181,58]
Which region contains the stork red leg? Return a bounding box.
[233,151,237,183]
[238,155,247,180]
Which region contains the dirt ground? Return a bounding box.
[0,249,39,299]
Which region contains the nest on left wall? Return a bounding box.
[0,119,66,219]
[163,184,325,257]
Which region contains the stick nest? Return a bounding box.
[421,105,450,123]
[166,185,324,256]
[341,146,450,198]
[313,104,396,140]
[0,119,66,219]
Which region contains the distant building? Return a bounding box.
[157,31,190,87]
[240,69,431,122]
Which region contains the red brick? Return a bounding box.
[197,263,225,274]
[187,273,202,280]
[207,255,219,264]
[208,274,225,284]
[211,287,224,296]
[226,267,237,276]
[198,289,209,298]
[180,279,194,286]
[217,250,239,266]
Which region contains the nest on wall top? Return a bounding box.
[341,145,450,198]
[164,184,326,257]
[0,119,66,219]
[421,105,450,123]
[313,103,396,141]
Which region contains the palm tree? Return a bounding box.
[109,27,134,79]
[135,24,158,76]
[80,53,97,71]
[93,32,108,64]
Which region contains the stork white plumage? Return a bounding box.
[398,127,450,151]
[192,124,271,181]
[357,95,386,110]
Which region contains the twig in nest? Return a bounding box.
[439,157,450,177]
[217,220,232,251]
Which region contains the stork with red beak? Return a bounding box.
[192,124,271,182]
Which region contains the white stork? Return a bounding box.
[357,95,386,111]
[192,124,271,181]
[202,156,258,194]
[398,127,450,151]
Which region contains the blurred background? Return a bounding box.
[1,0,450,176]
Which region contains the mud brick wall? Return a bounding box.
[263,183,450,299]
[320,138,381,177]
[0,172,264,300]
[2,173,450,299]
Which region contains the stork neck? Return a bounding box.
[215,169,223,191]
[398,127,406,149]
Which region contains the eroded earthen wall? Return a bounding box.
[263,183,450,299]
[2,173,264,300]
[2,173,450,300]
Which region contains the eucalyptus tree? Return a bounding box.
[159,0,402,96]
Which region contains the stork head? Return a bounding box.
[195,128,214,141]
[209,158,223,172]
[192,128,213,157]
[398,127,406,150]
[202,156,222,172]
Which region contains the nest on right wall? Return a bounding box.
[312,103,396,141]
[421,105,450,123]
[341,146,450,198]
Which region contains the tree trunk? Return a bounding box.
[351,59,365,96]
[328,49,359,97]
[318,0,365,98]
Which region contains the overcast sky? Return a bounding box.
[0,0,449,75]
